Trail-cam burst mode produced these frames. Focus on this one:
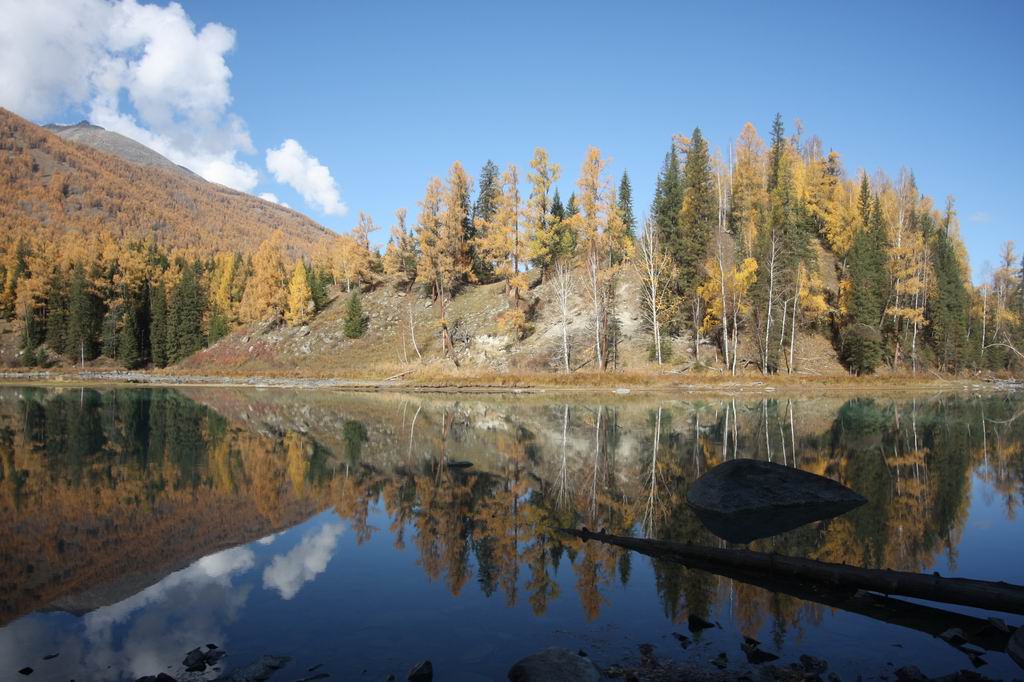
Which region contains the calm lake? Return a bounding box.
[0,385,1022,681]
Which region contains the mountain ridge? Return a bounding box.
[0,107,331,256]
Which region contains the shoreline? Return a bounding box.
[0,368,1020,396]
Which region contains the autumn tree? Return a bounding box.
[240,231,288,323]
[416,166,472,359]
[573,147,617,369]
[382,208,419,287]
[523,148,562,278]
[730,123,768,257]
[477,164,529,337]
[286,260,314,326]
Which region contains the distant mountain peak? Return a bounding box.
[43,120,102,132]
[42,118,194,177]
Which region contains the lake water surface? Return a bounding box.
[0,385,1022,681]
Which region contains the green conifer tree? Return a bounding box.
[618,170,636,238]
[857,173,872,229]
[207,304,229,344]
[473,160,501,225]
[65,262,100,364]
[308,265,329,312]
[167,263,206,363]
[843,227,884,374]
[677,128,716,293]
[767,113,786,192]
[550,189,565,223]
[44,268,68,353]
[20,303,39,367]
[343,291,367,339]
[927,221,970,372]
[150,281,168,368]
[653,145,684,276]
[118,304,142,368]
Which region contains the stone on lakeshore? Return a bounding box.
[507,648,601,682]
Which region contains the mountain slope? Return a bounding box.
[43,120,196,177]
[0,107,331,256]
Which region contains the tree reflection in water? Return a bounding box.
[0,386,1021,660]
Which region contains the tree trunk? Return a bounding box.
[559,528,1024,616]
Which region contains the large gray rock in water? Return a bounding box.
[686,459,866,543]
[508,648,600,682]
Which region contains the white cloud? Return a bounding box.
[266,139,348,216]
[262,522,343,600]
[0,0,258,191]
[258,192,290,209]
[968,211,991,224]
[84,545,255,632]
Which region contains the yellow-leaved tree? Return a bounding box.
[416,166,473,359]
[698,257,758,374]
[730,123,767,257]
[285,260,313,326]
[524,148,561,278]
[476,164,529,337]
[240,230,288,323]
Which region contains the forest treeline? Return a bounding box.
[1,111,1022,374]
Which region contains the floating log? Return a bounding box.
[643,538,1016,654]
[557,528,1024,616]
[686,458,866,543]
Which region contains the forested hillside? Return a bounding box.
[0,108,330,254]
[1,108,1021,375]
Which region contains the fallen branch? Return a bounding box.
[557,527,1024,615]
[382,369,416,382]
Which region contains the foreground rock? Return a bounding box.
[407,660,433,681]
[1010,626,1024,669]
[214,655,290,681]
[686,458,866,543]
[508,648,601,681]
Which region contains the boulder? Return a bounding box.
[1010,625,1024,669]
[214,654,290,681]
[508,648,601,682]
[686,458,866,543]
[407,660,433,681]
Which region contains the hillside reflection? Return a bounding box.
[1,386,1022,644]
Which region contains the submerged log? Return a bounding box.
[557,528,1024,616]
[686,458,866,543]
[643,538,1016,654]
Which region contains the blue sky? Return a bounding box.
[4,0,1021,280]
